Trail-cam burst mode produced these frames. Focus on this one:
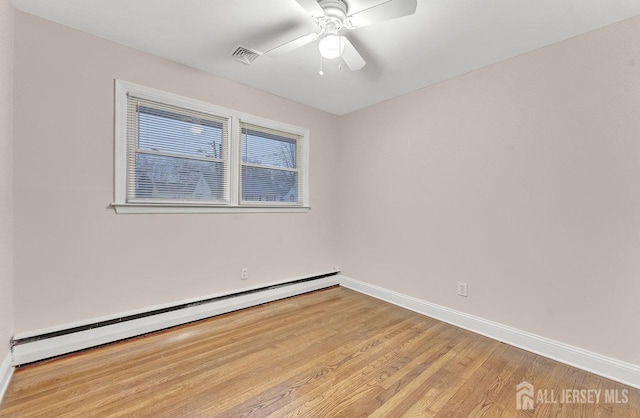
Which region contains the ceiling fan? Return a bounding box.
[265,0,418,71]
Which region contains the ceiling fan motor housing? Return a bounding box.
[318,0,348,28]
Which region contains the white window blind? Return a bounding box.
[114,80,309,213]
[240,122,303,205]
[126,95,229,204]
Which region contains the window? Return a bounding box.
[128,97,229,204]
[240,123,301,204]
[113,80,309,213]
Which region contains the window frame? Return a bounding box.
[113,80,310,214]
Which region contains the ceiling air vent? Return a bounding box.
[231,44,262,65]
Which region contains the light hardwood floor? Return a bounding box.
[0,286,638,417]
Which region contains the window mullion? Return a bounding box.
[241,161,299,173]
[135,148,225,164]
[229,116,240,206]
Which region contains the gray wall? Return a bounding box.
[13,12,341,334]
[338,16,640,365]
[0,0,14,364]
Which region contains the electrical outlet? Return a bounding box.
[457,281,468,297]
[241,267,248,280]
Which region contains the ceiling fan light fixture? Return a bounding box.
[319,34,345,59]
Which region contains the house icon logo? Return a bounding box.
[516,381,535,410]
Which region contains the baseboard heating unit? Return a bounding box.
[11,272,340,365]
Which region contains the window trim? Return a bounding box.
[113,80,310,214]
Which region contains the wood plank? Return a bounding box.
[0,287,638,417]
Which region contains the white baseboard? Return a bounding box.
[11,274,639,391]
[0,351,13,404]
[339,275,640,390]
[12,275,339,365]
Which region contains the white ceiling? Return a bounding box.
[12,0,640,115]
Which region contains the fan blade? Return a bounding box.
[347,0,417,29]
[341,37,366,71]
[267,32,319,56]
[295,0,325,17]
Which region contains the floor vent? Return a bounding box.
[231,44,262,65]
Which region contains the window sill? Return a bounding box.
[110,203,311,214]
